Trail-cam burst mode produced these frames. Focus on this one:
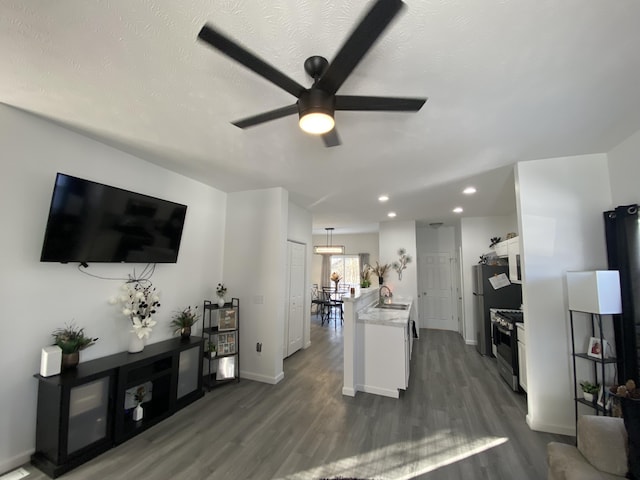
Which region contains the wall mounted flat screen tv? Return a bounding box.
[40,173,187,263]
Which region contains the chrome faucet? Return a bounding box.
[379,285,393,304]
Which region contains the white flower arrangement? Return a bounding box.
[110,281,160,339]
[216,283,227,298]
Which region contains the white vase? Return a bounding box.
[583,392,594,402]
[217,297,226,308]
[128,332,145,353]
[133,404,143,421]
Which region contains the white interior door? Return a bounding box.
[419,252,456,331]
[285,241,305,357]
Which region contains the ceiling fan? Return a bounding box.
[197,0,427,147]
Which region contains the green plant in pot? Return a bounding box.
[360,264,372,288]
[207,341,217,358]
[52,323,98,370]
[580,380,600,402]
[170,306,199,341]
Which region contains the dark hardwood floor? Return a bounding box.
[21,314,570,479]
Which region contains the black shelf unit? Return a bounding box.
[32,337,203,478]
[569,309,619,426]
[202,298,240,390]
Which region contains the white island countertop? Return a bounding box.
[357,296,413,328]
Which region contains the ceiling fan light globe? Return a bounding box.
[299,112,335,135]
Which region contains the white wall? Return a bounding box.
[459,214,518,343]
[224,188,288,384]
[516,153,612,435]
[311,232,379,287]
[379,221,418,321]
[416,225,456,256]
[608,128,640,205]
[287,201,312,348]
[0,105,226,472]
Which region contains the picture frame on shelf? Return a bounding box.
[217,308,237,331]
[124,381,153,409]
[217,332,236,355]
[217,356,235,379]
[587,337,608,359]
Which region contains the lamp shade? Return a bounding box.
[298,89,335,135]
[313,245,345,255]
[566,270,622,314]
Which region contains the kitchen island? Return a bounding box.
[342,289,414,398]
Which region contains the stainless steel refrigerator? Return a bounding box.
[472,264,522,356]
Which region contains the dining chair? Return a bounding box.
[321,287,343,328]
[310,284,322,315]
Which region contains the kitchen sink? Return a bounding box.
[375,302,409,310]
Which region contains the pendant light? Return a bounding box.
[314,227,345,255]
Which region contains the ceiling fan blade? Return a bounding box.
[335,95,426,111]
[232,104,299,129]
[322,129,341,147]
[316,0,405,94]
[198,24,306,99]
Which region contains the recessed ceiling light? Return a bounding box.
[463,187,477,195]
[453,207,463,213]
[378,195,389,202]
[388,212,397,218]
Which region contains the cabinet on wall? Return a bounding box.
[32,337,203,478]
[492,236,521,283]
[202,298,240,390]
[507,237,521,284]
[494,240,509,258]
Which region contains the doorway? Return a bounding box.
[284,241,305,358]
[418,252,457,331]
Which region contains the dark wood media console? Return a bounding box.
[31,337,203,478]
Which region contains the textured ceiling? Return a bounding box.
[2,0,640,234]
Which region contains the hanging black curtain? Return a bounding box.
[603,204,640,383]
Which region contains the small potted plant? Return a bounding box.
[370,261,390,286]
[360,264,372,288]
[207,341,217,358]
[132,385,148,421]
[170,306,199,341]
[52,323,98,370]
[580,380,600,402]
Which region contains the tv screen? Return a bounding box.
[40,173,187,263]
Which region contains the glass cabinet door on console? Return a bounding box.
[177,344,202,400]
[67,377,111,453]
[32,370,116,478]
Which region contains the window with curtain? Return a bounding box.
[330,255,360,286]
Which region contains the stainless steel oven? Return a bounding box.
[491,310,523,391]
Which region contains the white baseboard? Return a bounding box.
[465,339,477,346]
[240,370,284,385]
[342,386,356,397]
[0,450,32,477]
[357,384,399,399]
[526,414,575,436]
